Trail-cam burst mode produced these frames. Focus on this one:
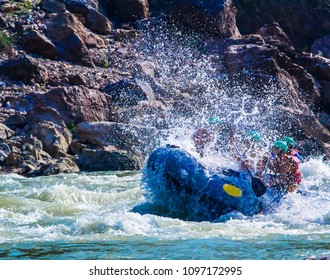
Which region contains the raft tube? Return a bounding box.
[142,145,264,221]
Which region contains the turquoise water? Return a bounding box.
[0,158,329,260]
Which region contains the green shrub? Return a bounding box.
[0,32,14,50]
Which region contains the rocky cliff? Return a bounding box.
[0,0,329,176]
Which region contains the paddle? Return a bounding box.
[208,117,267,197]
[231,142,267,197]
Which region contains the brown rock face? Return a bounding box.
[257,22,295,57]
[168,0,240,38]
[16,86,111,126]
[110,0,150,21]
[66,1,112,34]
[223,43,330,146]
[0,55,48,84]
[26,107,72,157]
[74,121,161,158]
[19,30,58,59]
[45,12,105,67]
[233,0,330,48]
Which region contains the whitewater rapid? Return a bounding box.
[0,156,329,259]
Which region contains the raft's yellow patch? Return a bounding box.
[223,184,242,197]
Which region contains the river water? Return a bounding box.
[0,157,329,260]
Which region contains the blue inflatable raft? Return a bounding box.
[142,145,275,221]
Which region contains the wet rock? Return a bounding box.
[294,53,330,81]
[41,0,66,13]
[66,1,112,34]
[101,78,156,108]
[26,107,72,157]
[110,0,150,22]
[233,0,330,48]
[293,53,330,111]
[42,157,79,176]
[0,142,11,164]
[224,43,330,149]
[0,124,14,140]
[5,152,24,167]
[19,29,57,59]
[224,44,279,75]
[74,121,161,159]
[224,44,320,106]
[168,0,240,38]
[257,22,296,57]
[69,140,86,154]
[114,29,140,41]
[311,34,330,59]
[113,101,167,128]
[29,121,72,158]
[45,12,105,67]
[0,55,48,84]
[76,145,142,171]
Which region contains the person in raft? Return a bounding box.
[264,140,302,192]
[283,136,302,162]
[193,116,222,157]
[229,131,264,173]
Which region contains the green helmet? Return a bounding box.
[273,140,288,152]
[282,136,295,148]
[208,116,222,125]
[248,131,262,142]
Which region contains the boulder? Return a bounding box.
[76,146,142,171]
[5,152,24,167]
[311,34,330,59]
[41,0,66,13]
[65,0,99,10]
[14,86,111,126]
[66,1,112,34]
[293,53,330,111]
[74,121,161,158]
[224,44,319,106]
[0,142,11,164]
[38,86,111,125]
[233,0,330,48]
[167,0,240,38]
[294,53,330,81]
[0,124,14,140]
[4,113,27,129]
[257,22,295,57]
[223,43,330,152]
[42,157,79,176]
[110,0,150,22]
[19,29,57,59]
[113,101,168,128]
[29,121,72,158]
[224,44,279,75]
[0,55,48,84]
[45,12,105,67]
[26,107,72,157]
[101,78,156,108]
